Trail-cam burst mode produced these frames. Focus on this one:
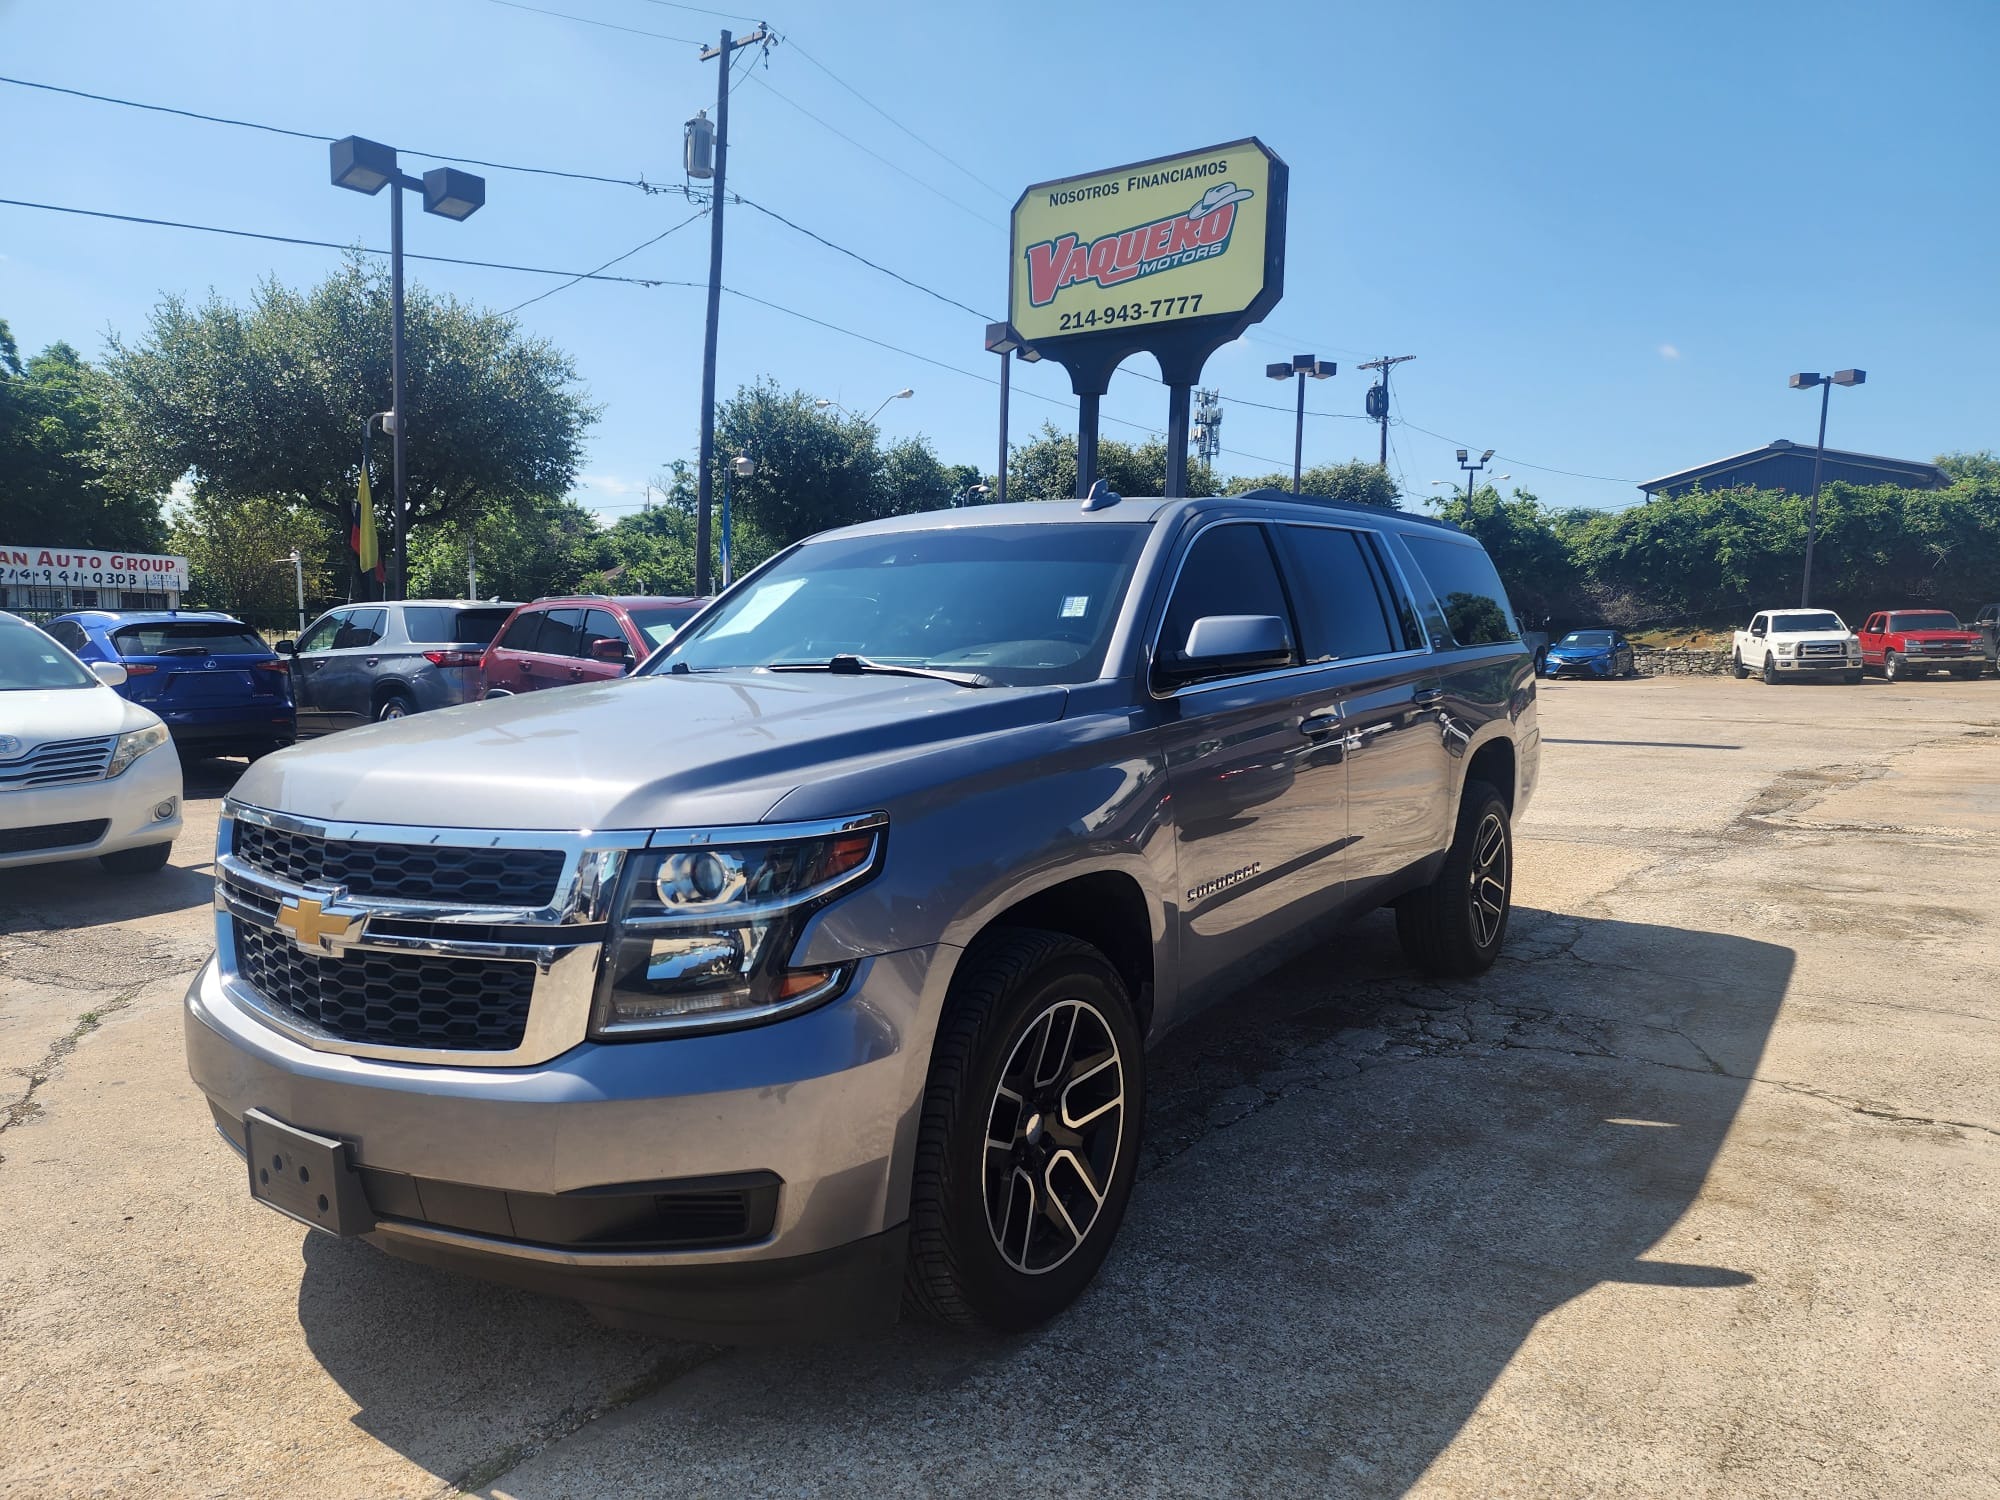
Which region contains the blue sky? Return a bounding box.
[3,0,1995,520]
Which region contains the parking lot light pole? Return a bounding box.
[983,324,1042,504]
[330,136,485,601]
[1266,356,1337,494]
[721,454,754,589]
[1457,447,1495,503]
[1789,368,1866,607]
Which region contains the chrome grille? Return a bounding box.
[0,735,115,790]
[1799,642,1845,656]
[230,918,536,1051]
[233,821,566,905]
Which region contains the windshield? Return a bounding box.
[0,617,96,691]
[1558,631,1614,647]
[1772,611,1845,632]
[112,621,267,656]
[1889,611,1960,631]
[628,604,704,652]
[648,524,1150,687]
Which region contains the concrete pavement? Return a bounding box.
[2,676,1996,1498]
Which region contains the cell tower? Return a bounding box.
[1190,387,1223,466]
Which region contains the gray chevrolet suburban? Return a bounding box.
[184,491,1540,1340]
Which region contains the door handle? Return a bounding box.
[1412,686,1445,707]
[1300,711,1343,738]
[364,658,378,667]
[568,666,584,679]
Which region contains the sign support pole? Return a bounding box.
[1076,394,1100,499]
[1165,383,1192,497]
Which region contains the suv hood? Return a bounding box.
[230,672,1071,831]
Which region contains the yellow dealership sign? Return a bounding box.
[1009,139,1286,348]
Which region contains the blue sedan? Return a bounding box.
[42,610,296,759]
[1542,628,1637,679]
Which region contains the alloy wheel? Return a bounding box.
[984,998,1126,1275]
[1466,811,1510,948]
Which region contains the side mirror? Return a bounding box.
[1157,614,1293,688]
[589,637,633,665]
[90,661,129,688]
[274,639,298,655]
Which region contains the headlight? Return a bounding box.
[105,722,170,778]
[1776,642,1796,656]
[593,815,886,1037]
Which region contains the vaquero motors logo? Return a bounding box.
[1023,182,1256,309]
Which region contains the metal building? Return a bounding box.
[1637,440,1948,502]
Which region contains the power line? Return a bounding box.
[501,207,708,314]
[734,194,993,321]
[0,73,653,190]
[778,35,1010,200]
[0,198,672,285]
[741,72,1000,228]
[1394,417,1640,484]
[482,0,704,45]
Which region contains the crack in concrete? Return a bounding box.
[0,982,146,1149]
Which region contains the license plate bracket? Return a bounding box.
[244,1108,375,1237]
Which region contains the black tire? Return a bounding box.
[1762,653,1781,685]
[1952,667,1980,680]
[1395,782,1513,979]
[1844,671,1864,685]
[1731,651,1748,680]
[905,929,1145,1334]
[1884,651,1904,682]
[101,843,172,875]
[375,691,416,722]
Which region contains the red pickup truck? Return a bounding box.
[1856,609,1986,680]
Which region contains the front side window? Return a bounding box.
[44,620,91,653]
[0,616,96,691]
[652,524,1150,687]
[579,609,626,658]
[297,612,345,653]
[1156,523,1297,680]
[496,609,549,653]
[1402,535,1521,647]
[1273,525,1400,662]
[539,608,585,657]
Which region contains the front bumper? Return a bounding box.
[183,942,941,1337]
[157,703,296,747]
[0,748,183,869]
[1771,654,1858,673]
[1542,656,1611,677]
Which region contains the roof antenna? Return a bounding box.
[1080,479,1121,513]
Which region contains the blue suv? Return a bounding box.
[43,611,296,759]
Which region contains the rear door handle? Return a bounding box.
[1413,686,1445,706]
[1300,711,1343,737]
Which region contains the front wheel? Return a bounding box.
[905,930,1144,1334]
[1732,651,1749,679]
[1396,783,1513,978]
[1762,653,1781,685]
[1884,651,1905,682]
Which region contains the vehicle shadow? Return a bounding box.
[295,907,1793,1497]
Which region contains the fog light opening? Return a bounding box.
[152,799,178,821]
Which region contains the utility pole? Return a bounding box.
[1358,355,1415,471]
[692,26,769,597]
[1191,388,1223,468]
[466,538,477,600]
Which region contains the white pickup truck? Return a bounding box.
[1731,608,1863,684]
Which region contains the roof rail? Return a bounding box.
[1230,487,1463,532]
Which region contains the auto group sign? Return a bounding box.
[0,544,189,593]
[1009,138,1287,352]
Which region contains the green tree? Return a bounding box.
[0,319,166,548]
[598,462,779,595]
[168,493,330,627]
[406,494,615,602]
[101,256,593,562]
[1223,461,1402,510]
[715,380,883,542]
[1936,450,2000,485]
[1433,485,1581,625]
[1004,423,1216,501]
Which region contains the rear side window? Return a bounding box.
[1402,536,1520,648]
[112,621,267,656]
[1273,525,1401,662]
[1158,523,1296,666]
[405,605,514,645]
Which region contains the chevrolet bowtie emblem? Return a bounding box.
[275,896,363,951]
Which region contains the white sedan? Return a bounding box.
[0,610,183,874]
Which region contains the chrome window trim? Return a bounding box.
[1146,516,1434,702]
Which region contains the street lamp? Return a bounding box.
[1456,447,1496,503]
[955,483,991,507]
[721,453,754,589]
[984,322,1042,504]
[1789,368,1866,607]
[1265,355,1337,495]
[330,135,486,601]
[870,387,915,422]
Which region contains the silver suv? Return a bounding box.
[185,493,1540,1340]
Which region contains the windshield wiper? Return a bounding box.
[768,654,990,688]
[156,645,210,657]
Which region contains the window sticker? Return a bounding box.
[1060,595,1089,619]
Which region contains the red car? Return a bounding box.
[478,595,707,699]
[1856,609,1986,681]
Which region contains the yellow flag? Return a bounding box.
[356,467,381,576]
